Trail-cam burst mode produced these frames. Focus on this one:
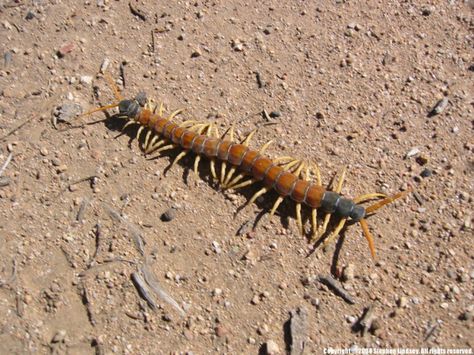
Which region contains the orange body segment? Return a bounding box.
[275,172,298,196]
[181,131,196,149]
[304,185,325,208]
[138,109,152,126]
[171,127,185,144]
[251,157,273,181]
[217,140,232,160]
[203,138,219,157]
[240,150,259,172]
[163,121,178,139]
[228,144,248,165]
[263,165,283,187]
[291,180,310,203]
[191,135,207,154]
[154,118,169,135]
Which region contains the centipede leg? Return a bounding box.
[269,196,284,218]
[321,218,348,249]
[143,130,153,150]
[295,203,303,236]
[152,143,176,155]
[169,143,190,167]
[122,120,135,131]
[167,108,184,121]
[227,178,256,190]
[146,138,167,154]
[247,187,269,206]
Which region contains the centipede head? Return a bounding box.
[117,92,147,119]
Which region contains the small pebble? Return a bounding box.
[100,58,110,74]
[440,302,449,309]
[80,75,93,85]
[211,241,221,254]
[215,325,228,337]
[429,97,448,116]
[161,208,176,221]
[265,340,280,355]
[190,50,201,58]
[397,296,408,308]
[25,11,35,20]
[405,147,420,159]
[57,42,75,57]
[52,330,67,343]
[269,111,281,118]
[420,168,432,178]
[342,263,355,282]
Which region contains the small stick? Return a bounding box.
[318,275,355,304]
[131,272,157,310]
[0,115,33,142]
[0,259,17,287]
[424,321,439,342]
[0,152,12,176]
[129,1,147,21]
[16,291,24,317]
[76,197,90,222]
[151,29,155,53]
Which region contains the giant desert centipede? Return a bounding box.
[84,77,409,258]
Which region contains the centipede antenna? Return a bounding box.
[104,72,123,101]
[360,218,376,259]
[81,102,120,117]
[365,190,410,214]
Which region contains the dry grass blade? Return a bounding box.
[0,152,13,176]
[141,264,186,317]
[131,272,157,310]
[104,204,145,256]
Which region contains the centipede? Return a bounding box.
[83,75,410,259]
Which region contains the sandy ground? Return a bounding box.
[0,0,473,354]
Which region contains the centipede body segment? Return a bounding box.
[84,79,410,259]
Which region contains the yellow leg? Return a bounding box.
[228,178,256,190]
[210,159,217,179]
[170,149,188,168]
[247,187,269,206]
[295,203,303,236]
[322,218,348,249]
[143,130,153,151]
[167,108,184,121]
[194,155,201,174]
[269,196,284,217]
[146,139,166,154]
[122,120,135,131]
[136,125,145,141]
[153,144,176,154]
[311,208,317,238]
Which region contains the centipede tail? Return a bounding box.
[83,79,410,260]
